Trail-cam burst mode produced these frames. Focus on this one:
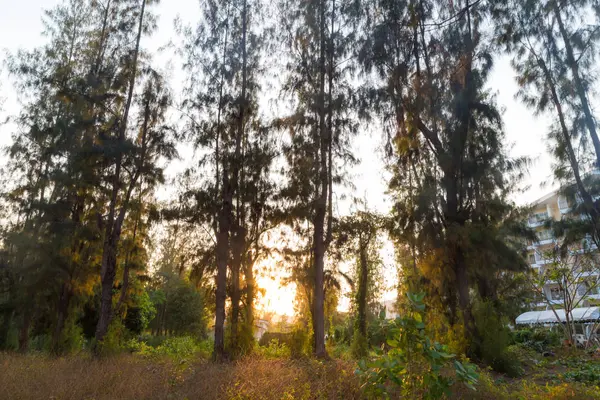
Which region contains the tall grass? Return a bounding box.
[0,353,363,400]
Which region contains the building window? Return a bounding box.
[550,287,563,301]
[529,211,548,224]
[558,196,569,210]
[528,253,536,264]
[538,230,553,241]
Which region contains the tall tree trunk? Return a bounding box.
[244,253,255,331]
[0,310,13,350]
[230,232,242,346]
[95,0,146,348]
[211,2,232,361]
[214,175,231,360]
[444,173,471,332]
[51,283,72,354]
[229,0,249,351]
[18,307,32,353]
[312,0,328,359]
[356,240,368,338]
[553,1,600,168]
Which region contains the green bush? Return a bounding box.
[289,328,309,358]
[255,339,291,359]
[124,291,156,335]
[350,331,368,359]
[563,363,600,384]
[357,292,479,399]
[128,336,213,361]
[472,300,522,377]
[96,320,129,356]
[258,331,292,347]
[55,315,86,354]
[511,327,561,353]
[29,334,51,352]
[329,342,352,360]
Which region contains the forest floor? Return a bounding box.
[2,351,600,399]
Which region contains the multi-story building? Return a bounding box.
[525,189,599,310]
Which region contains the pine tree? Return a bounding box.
[359,0,524,340]
[494,0,600,246]
[276,0,357,356]
[178,0,275,358]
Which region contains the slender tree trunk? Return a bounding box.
[18,307,32,353]
[357,241,368,337]
[51,283,72,353]
[211,2,232,361]
[214,175,231,360]
[445,174,471,332]
[230,232,242,345]
[0,310,12,349]
[228,0,249,352]
[312,0,328,359]
[244,253,255,330]
[95,0,146,348]
[553,1,600,168]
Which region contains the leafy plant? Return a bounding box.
[255,339,291,359]
[356,293,478,399]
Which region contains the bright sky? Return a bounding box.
[0,0,556,316]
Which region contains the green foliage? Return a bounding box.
[53,315,86,354]
[97,320,129,356]
[128,336,213,361]
[231,320,256,356]
[356,293,478,399]
[563,363,600,385]
[511,327,561,353]
[472,300,522,377]
[350,331,368,359]
[149,276,207,338]
[366,312,391,349]
[258,332,292,347]
[289,328,310,359]
[124,291,156,335]
[329,342,352,361]
[255,339,291,359]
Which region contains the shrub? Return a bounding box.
[357,292,478,399]
[289,328,309,358]
[255,339,291,359]
[350,331,368,359]
[258,332,292,347]
[472,300,522,377]
[511,327,561,353]
[55,315,86,354]
[124,291,156,335]
[129,336,212,361]
[563,363,600,384]
[329,342,352,360]
[96,320,129,356]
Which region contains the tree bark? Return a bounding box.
[18,307,32,353]
[228,0,249,351]
[312,0,328,359]
[214,175,231,360]
[357,240,368,337]
[51,283,72,354]
[94,0,146,349]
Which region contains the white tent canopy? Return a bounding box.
[515,307,600,325]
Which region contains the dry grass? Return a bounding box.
[0,353,363,400]
[4,352,600,399]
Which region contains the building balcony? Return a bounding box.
[527,239,555,250]
[527,219,546,228]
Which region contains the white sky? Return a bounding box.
[0,0,557,315]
